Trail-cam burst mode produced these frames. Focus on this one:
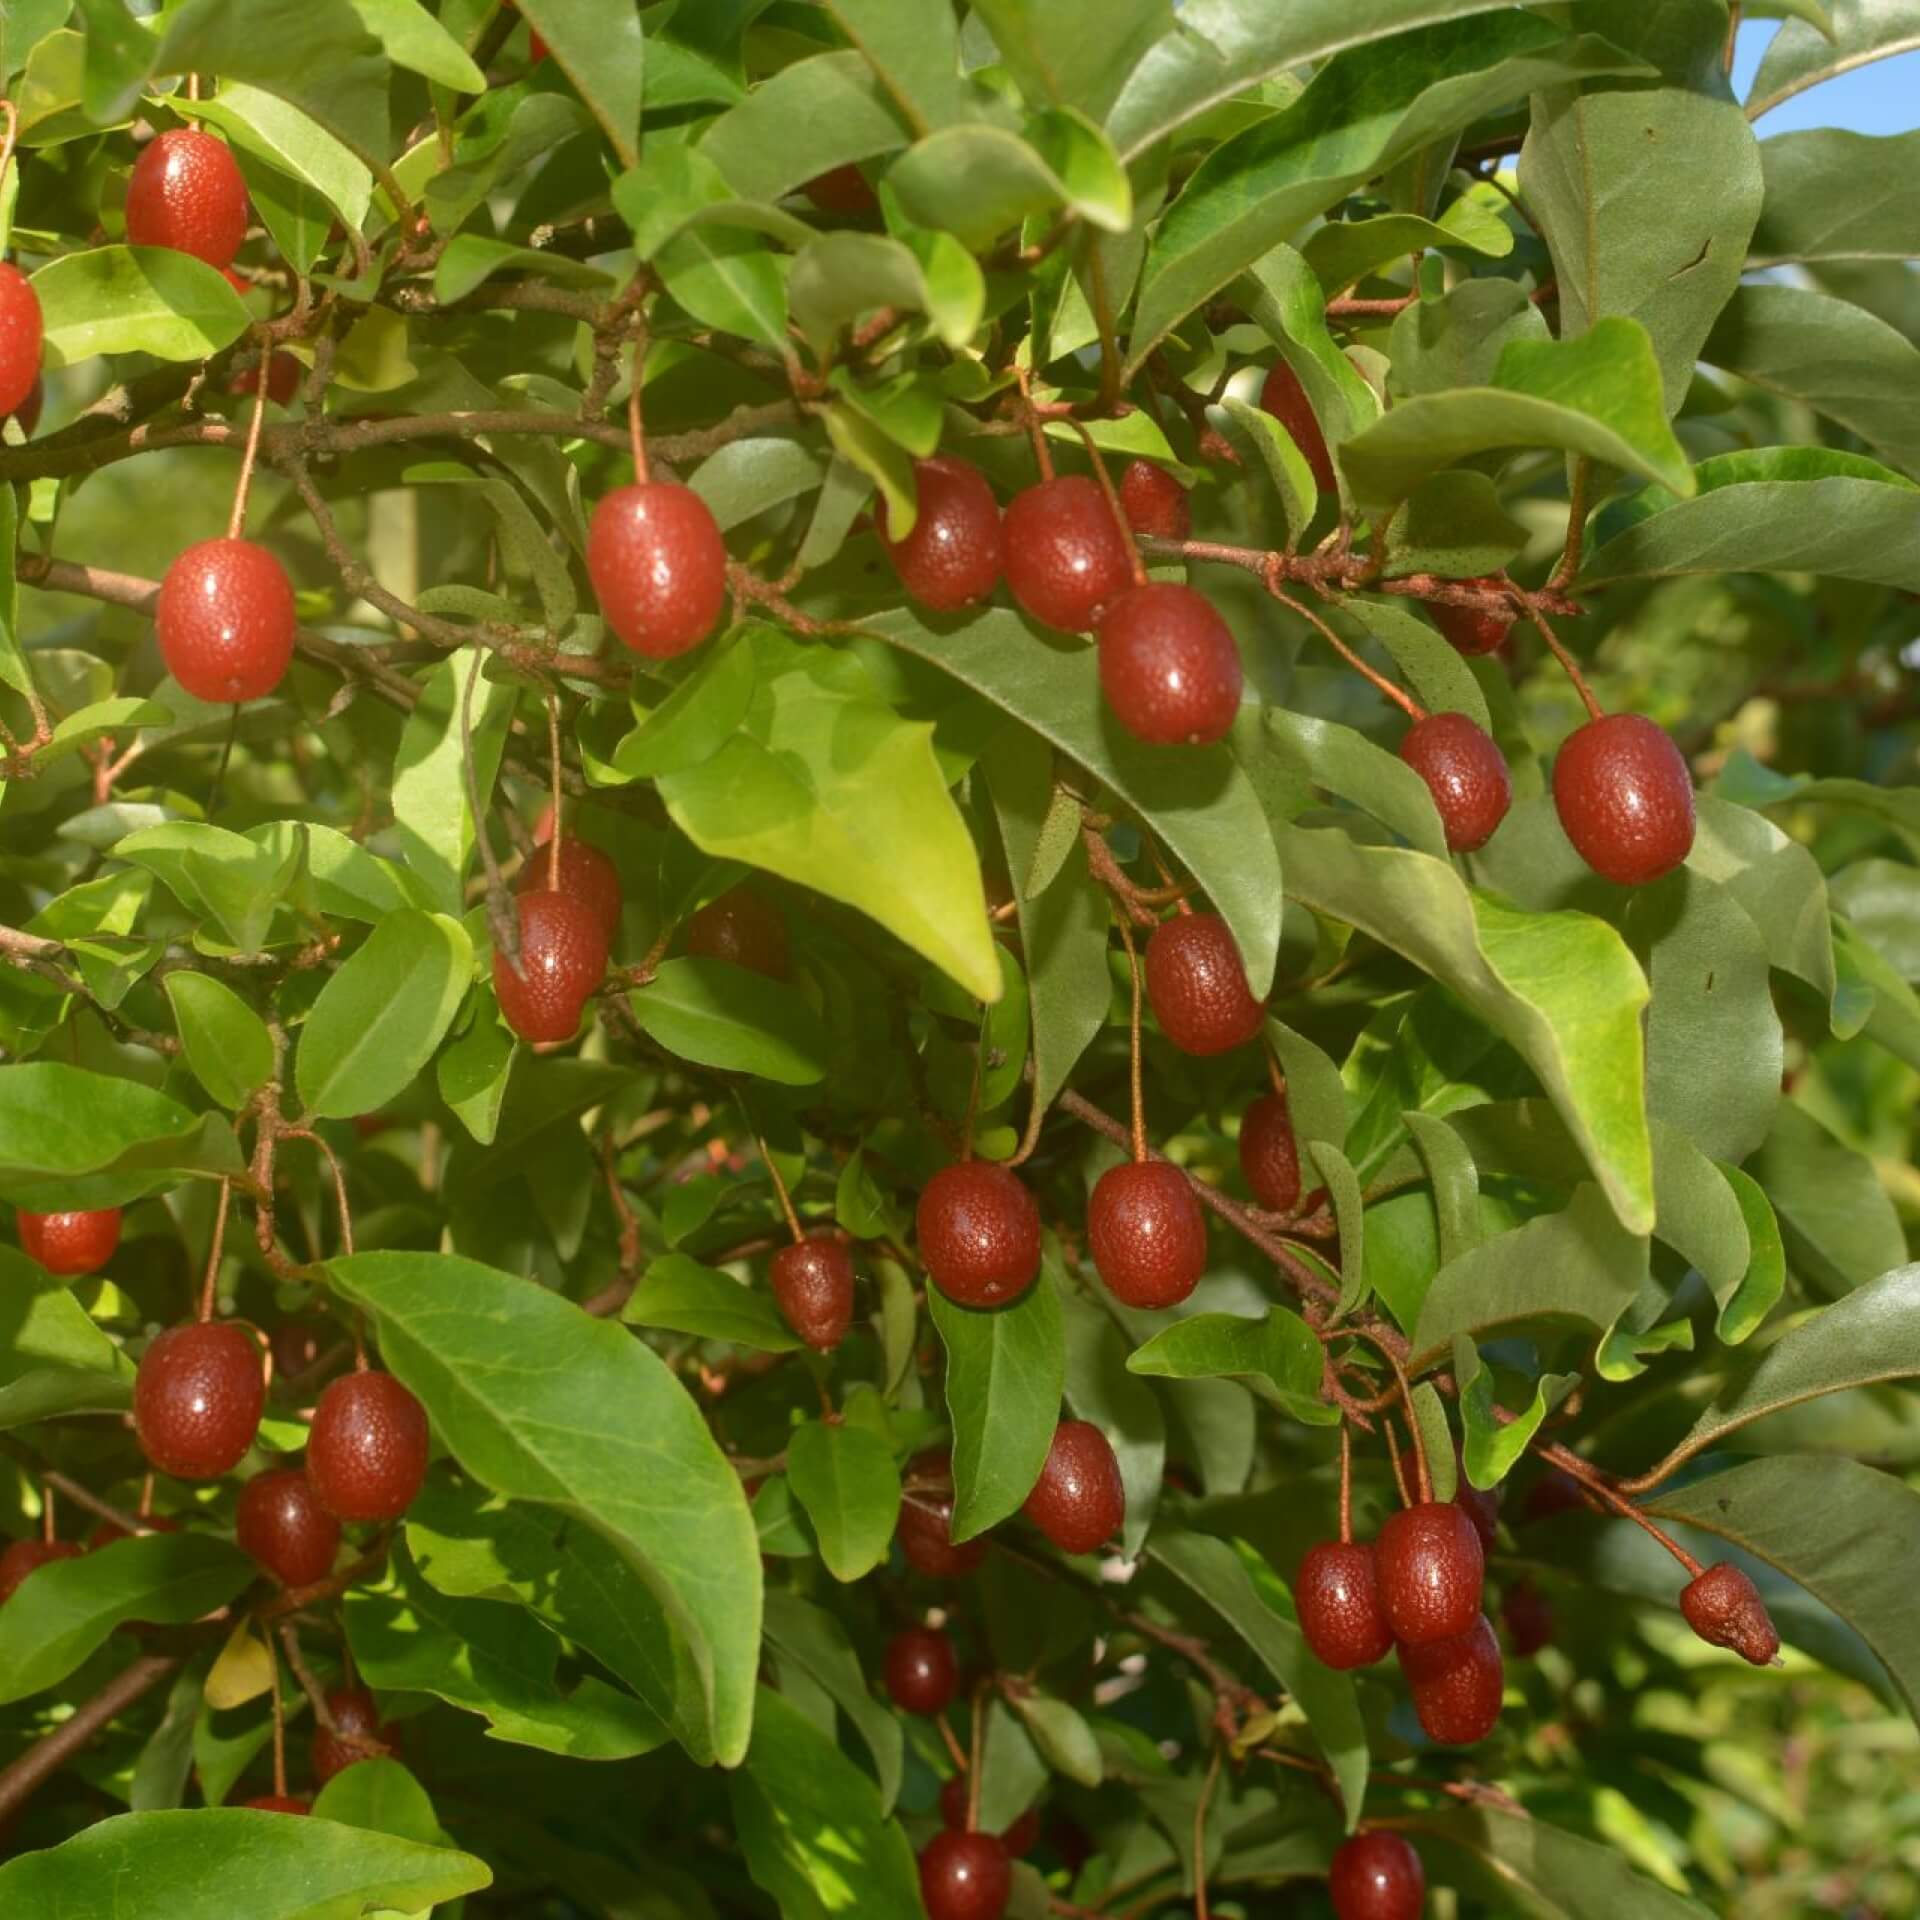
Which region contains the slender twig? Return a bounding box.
[0,1653,180,1822]
[279,1129,354,1258]
[275,1623,335,1732]
[225,341,272,540]
[1525,603,1603,721]
[1552,457,1591,590]
[1273,584,1423,721]
[1116,915,1147,1162]
[198,1179,233,1323]
[1194,1742,1223,1920]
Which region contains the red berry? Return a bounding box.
[0,1538,82,1603]
[230,351,302,406]
[937,1781,1038,1855]
[1500,1578,1554,1657]
[1118,460,1189,540]
[1002,474,1134,632]
[156,537,296,704]
[126,129,250,270]
[919,1829,1011,1920]
[0,264,43,420]
[236,1468,342,1587]
[1238,1093,1300,1213]
[241,1794,310,1814]
[802,164,878,216]
[1144,913,1263,1056]
[917,1161,1041,1308]
[305,1370,431,1523]
[1374,1500,1485,1646]
[1427,585,1511,655]
[683,887,789,979]
[134,1321,264,1480]
[1096,582,1243,747]
[1397,1612,1504,1746]
[1680,1561,1779,1666]
[884,1626,959,1715]
[86,1513,180,1550]
[1023,1420,1124,1553]
[1520,1466,1586,1525]
[18,1206,121,1276]
[528,28,548,61]
[311,1683,392,1784]
[770,1234,855,1351]
[883,455,1004,612]
[1297,1540,1394,1671]
[1087,1160,1207,1310]
[587,482,728,659]
[1400,712,1512,853]
[1328,1829,1425,1920]
[494,888,609,1044]
[1259,360,1335,495]
[899,1451,987,1579]
[1552,712,1695,886]
[516,836,622,945]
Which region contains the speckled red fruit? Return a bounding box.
[7,373,43,438]
[900,1451,987,1578]
[494,888,608,1044]
[587,482,727,659]
[0,1538,81,1603]
[1087,1160,1207,1310]
[1024,1420,1124,1553]
[937,1781,1038,1855]
[1680,1562,1779,1666]
[1427,585,1511,655]
[18,1206,121,1276]
[802,164,877,215]
[1401,712,1511,853]
[683,887,789,980]
[126,129,249,268]
[1145,913,1263,1056]
[1521,1466,1586,1525]
[1298,1541,1394,1670]
[1097,582,1243,747]
[1328,1829,1425,1920]
[1552,712,1695,886]
[1375,1500,1485,1646]
[884,455,1003,612]
[230,351,302,406]
[516,836,622,944]
[305,1370,430,1523]
[920,1829,1011,1920]
[1259,359,1335,494]
[156,537,296,703]
[917,1161,1041,1308]
[242,1794,310,1814]
[236,1468,341,1587]
[134,1321,264,1480]
[1501,1579,1554,1657]
[1454,1462,1499,1556]
[0,265,44,420]
[86,1513,180,1550]
[1397,1612,1503,1745]
[884,1626,959,1715]
[1119,460,1190,540]
[311,1684,391,1784]
[771,1235,855,1351]
[1239,1092,1301,1213]
[1002,474,1134,632]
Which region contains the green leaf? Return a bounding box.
[70,0,152,126]
[506,0,645,165]
[688,437,826,533]
[116,821,291,954]
[818,0,970,134]
[1388,276,1550,397]
[430,235,617,306]
[0,1248,134,1427]
[762,1591,905,1815]
[1127,1307,1336,1427]
[183,83,371,234]
[436,1000,515,1147]
[1454,1338,1578,1488]
[623,1253,804,1352]
[786,1420,901,1582]
[627,957,830,1086]
[1711,1161,1787,1345]
[1377,475,1530,594]
[969,0,1174,121]
[1059,1289,1164,1557]
[164,973,274,1111]
[1260,707,1446,859]
[346,0,483,91]
[1748,0,1920,119]
[1751,1100,1905,1299]
[1301,194,1513,298]
[328,1251,762,1768]
[1752,129,1920,265]
[656,226,790,359]
[699,49,911,205]
[1009,1691,1103,1787]
[31,245,249,367]
[309,1756,441,1846]
[789,231,983,357]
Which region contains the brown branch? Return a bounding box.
[0,1653,179,1823]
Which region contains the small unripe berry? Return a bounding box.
[126,128,250,269]
[305,1370,431,1523]
[1500,1578,1554,1657]
[1144,913,1263,1056]
[134,1321,264,1480]
[1002,474,1134,632]
[883,455,1003,612]
[1680,1561,1779,1666]
[1397,1612,1503,1745]
[516,836,622,945]
[884,1626,959,1715]
[1118,460,1190,540]
[494,888,609,1044]
[1087,1160,1206,1310]
[17,1206,121,1276]
[683,887,789,980]
[311,1683,392,1784]
[0,265,44,421]
[587,482,728,659]
[1259,360,1335,495]
[1400,711,1512,853]
[241,1794,310,1814]
[1023,1420,1124,1554]
[0,1538,82,1603]
[1238,1092,1300,1213]
[1328,1830,1425,1920]
[917,1161,1041,1308]
[1375,1500,1485,1646]
[1297,1540,1394,1670]
[1552,711,1696,886]
[1097,582,1243,747]
[1427,585,1511,655]
[157,537,296,704]
[770,1235,855,1351]
[236,1467,341,1587]
[919,1829,1011,1920]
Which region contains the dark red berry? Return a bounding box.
[1501,1578,1554,1657]
[305,1370,430,1523]
[883,455,1004,612]
[0,1538,82,1603]
[1397,1612,1504,1745]
[0,265,44,420]
[899,1451,987,1578]
[86,1513,180,1550]
[917,1161,1041,1308]
[771,1235,855,1351]
[311,1684,391,1785]
[1680,1561,1779,1666]
[937,1781,1038,1855]
[1087,1160,1207,1309]
[1119,459,1189,540]
[1002,474,1134,632]
[1552,712,1696,886]
[236,1468,342,1587]
[134,1321,264,1480]
[1297,1540,1394,1671]
[683,887,789,980]
[7,372,43,438]
[1454,1462,1500,1556]
[1427,586,1511,655]
[884,1626,959,1715]
[516,836,622,945]
[1144,912,1263,1056]
[230,351,302,406]
[1023,1420,1124,1554]
[1400,712,1512,853]
[587,482,728,659]
[1520,1466,1586,1525]
[242,1794,310,1814]
[126,128,250,269]
[156,537,296,703]
[17,1206,121,1276]
[1097,582,1243,747]
[1259,360,1335,495]
[494,888,609,1044]
[1238,1091,1300,1213]
[920,1829,1011,1920]
[1328,1829,1425,1920]
[802,164,877,216]
[1375,1500,1485,1646]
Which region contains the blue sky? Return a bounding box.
[1733,18,1920,131]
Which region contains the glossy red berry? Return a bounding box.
[1397,1612,1504,1746]
[126,129,250,269]
[0,1538,82,1603]
[1119,460,1190,540]
[883,455,1004,612]
[920,1829,1011,1920]
[242,1794,310,1814]
[899,1451,987,1579]
[17,1206,121,1276]
[230,350,302,406]
[311,1684,391,1784]
[1259,359,1335,495]
[802,164,877,216]
[305,1369,431,1523]
[236,1468,342,1587]
[1238,1092,1301,1213]
[1680,1561,1779,1666]
[1297,1541,1394,1670]
[1023,1420,1124,1554]
[1427,586,1511,656]
[587,482,728,659]
[1375,1500,1485,1646]
[1145,913,1263,1056]
[1520,1466,1587,1525]
[134,1321,264,1480]
[517,836,622,945]
[683,887,789,980]
[771,1235,855,1351]
[1097,582,1243,747]
[1087,1160,1207,1310]
[1328,1829,1425,1920]
[1400,712,1512,853]
[494,888,609,1044]
[156,537,296,703]
[1552,712,1696,886]
[917,1161,1041,1308]
[1002,474,1134,632]
[1501,1578,1554,1657]
[884,1626,959,1715]
[0,265,44,420]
